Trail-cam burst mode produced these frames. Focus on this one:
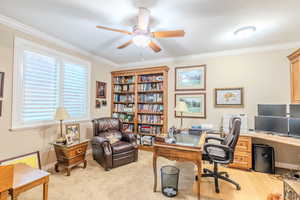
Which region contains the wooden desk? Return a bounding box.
[10,164,50,200]
[0,165,13,200]
[153,133,206,200]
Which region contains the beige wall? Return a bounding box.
[0,23,112,166]
[118,49,300,167]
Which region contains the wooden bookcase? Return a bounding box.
[111,66,169,150]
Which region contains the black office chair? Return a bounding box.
[202,118,241,193]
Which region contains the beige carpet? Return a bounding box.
[18,150,220,200]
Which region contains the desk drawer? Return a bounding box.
[229,151,252,170]
[235,136,252,152]
[68,145,87,158]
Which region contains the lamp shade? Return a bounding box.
[54,107,70,120]
[175,101,188,112]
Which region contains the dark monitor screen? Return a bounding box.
[255,116,289,134]
[289,118,300,138]
[258,104,287,117]
[290,104,300,118]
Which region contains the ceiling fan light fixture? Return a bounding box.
[132,34,150,47]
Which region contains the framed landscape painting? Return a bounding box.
[175,93,206,118]
[215,88,244,108]
[175,65,206,91]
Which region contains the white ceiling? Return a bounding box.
[0,0,300,64]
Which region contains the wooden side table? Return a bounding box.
[10,163,49,200]
[0,165,13,200]
[52,139,89,176]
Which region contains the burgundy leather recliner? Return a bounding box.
[91,118,138,171]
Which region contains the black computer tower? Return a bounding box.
[253,144,275,174]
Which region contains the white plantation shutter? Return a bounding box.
[21,51,59,123]
[63,62,89,119]
[12,38,91,129]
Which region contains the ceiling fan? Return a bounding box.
[96,7,185,53]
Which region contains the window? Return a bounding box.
[12,38,91,129]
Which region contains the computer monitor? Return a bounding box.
[289,118,300,138]
[258,104,287,117]
[290,104,300,118]
[255,116,289,134]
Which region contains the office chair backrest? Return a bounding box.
[222,118,241,150]
[222,117,240,146]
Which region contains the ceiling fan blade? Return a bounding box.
[138,7,150,31]
[148,41,161,53]
[152,30,185,38]
[117,40,133,49]
[96,25,132,35]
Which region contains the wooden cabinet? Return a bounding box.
[53,140,89,176]
[288,49,300,104]
[229,136,252,170]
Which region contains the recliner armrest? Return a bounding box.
[122,133,137,144]
[91,136,110,146]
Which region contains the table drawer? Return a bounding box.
[229,151,252,170]
[68,145,87,158]
[235,136,252,152]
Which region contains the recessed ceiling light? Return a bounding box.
[234,26,256,38]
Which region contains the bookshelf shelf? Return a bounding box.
[137,90,163,93]
[111,66,169,150]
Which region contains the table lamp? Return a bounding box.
[175,101,188,129]
[54,107,70,143]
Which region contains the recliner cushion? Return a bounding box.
[111,141,134,154]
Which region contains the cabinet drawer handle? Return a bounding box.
[76,149,82,154]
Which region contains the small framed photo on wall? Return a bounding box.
[96,100,101,108]
[215,88,244,108]
[0,72,4,98]
[175,93,206,118]
[96,81,106,98]
[175,65,206,91]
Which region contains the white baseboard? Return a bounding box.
[275,162,299,170]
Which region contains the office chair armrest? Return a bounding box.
[205,136,224,143]
[204,143,233,164]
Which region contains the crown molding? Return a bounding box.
[119,41,300,69]
[0,14,118,67]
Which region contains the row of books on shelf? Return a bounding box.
[114,94,134,102]
[112,113,134,122]
[114,84,134,92]
[138,114,163,124]
[114,104,134,113]
[138,104,163,113]
[138,74,163,82]
[138,94,163,103]
[114,76,135,84]
[138,135,155,146]
[138,82,163,91]
[123,124,134,133]
[138,125,162,135]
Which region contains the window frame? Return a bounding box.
[12,37,91,130]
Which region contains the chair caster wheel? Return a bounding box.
[224,173,229,178]
[236,185,241,190]
[216,189,220,193]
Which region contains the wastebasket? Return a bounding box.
[161,165,180,197]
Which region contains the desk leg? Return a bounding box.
[153,151,157,192]
[43,179,49,200]
[197,161,202,200]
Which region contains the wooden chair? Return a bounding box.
[0,165,14,200]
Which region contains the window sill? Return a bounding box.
[9,118,92,132]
